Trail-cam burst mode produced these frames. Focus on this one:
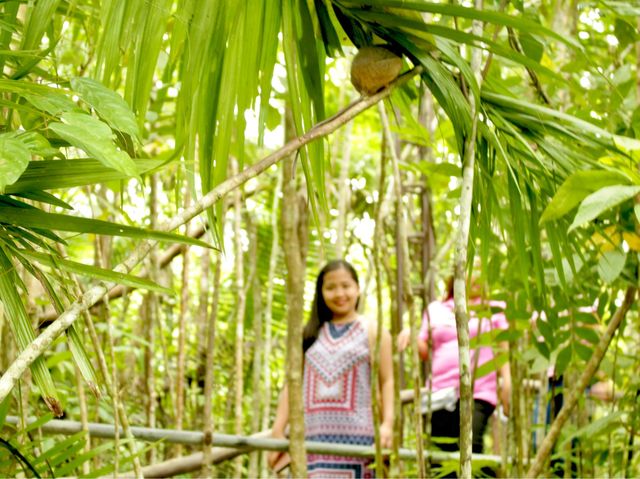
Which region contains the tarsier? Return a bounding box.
[350,45,403,96]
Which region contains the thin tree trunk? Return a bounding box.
[145,173,160,464]
[233,158,247,478]
[372,109,389,478]
[453,3,484,476]
[175,185,192,456]
[281,107,309,478]
[248,221,264,478]
[202,256,222,478]
[260,174,282,478]
[508,332,524,477]
[379,102,425,478]
[335,121,353,257]
[74,364,91,476]
[527,287,636,478]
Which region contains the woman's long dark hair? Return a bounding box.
[302,259,360,352]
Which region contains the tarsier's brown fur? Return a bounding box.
[350,45,403,96]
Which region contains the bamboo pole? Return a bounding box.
[232,158,247,477]
[202,255,222,477]
[379,102,425,478]
[281,106,309,478]
[175,184,191,457]
[372,116,389,477]
[453,1,484,476]
[260,173,281,478]
[0,66,423,407]
[3,416,503,465]
[248,222,264,479]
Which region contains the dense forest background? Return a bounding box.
[1,0,640,477]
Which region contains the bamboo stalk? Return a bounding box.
[248,221,264,479]
[281,105,309,478]
[175,184,192,457]
[232,158,247,477]
[0,66,422,407]
[379,102,425,478]
[260,173,281,478]
[453,1,484,476]
[3,416,503,465]
[202,256,222,477]
[372,114,389,478]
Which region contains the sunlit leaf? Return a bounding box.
[569,185,640,231]
[71,77,141,141]
[0,138,30,193]
[597,249,626,284]
[48,112,139,179]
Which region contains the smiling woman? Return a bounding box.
[269,259,394,478]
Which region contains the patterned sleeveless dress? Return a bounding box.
[303,318,375,478]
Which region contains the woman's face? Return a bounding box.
[321,267,360,319]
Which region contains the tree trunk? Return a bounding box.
[175,185,191,457]
[248,220,264,478]
[335,120,353,258]
[202,256,222,478]
[233,159,248,478]
[281,107,309,478]
[379,102,425,478]
[260,174,282,478]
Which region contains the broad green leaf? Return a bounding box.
[635,204,640,224]
[48,112,139,179]
[533,340,550,360]
[537,319,554,348]
[614,134,640,154]
[10,131,60,158]
[569,185,640,231]
[573,342,593,362]
[574,326,600,345]
[518,32,543,62]
[0,138,30,193]
[21,92,80,116]
[0,206,212,248]
[541,170,631,224]
[597,249,626,284]
[71,78,140,140]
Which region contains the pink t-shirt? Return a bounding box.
[418,298,508,406]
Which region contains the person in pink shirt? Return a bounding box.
[400,278,511,459]
[419,292,511,455]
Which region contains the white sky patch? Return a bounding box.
[605,34,619,47]
[352,214,375,246]
[578,31,590,40]
[579,72,592,89]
